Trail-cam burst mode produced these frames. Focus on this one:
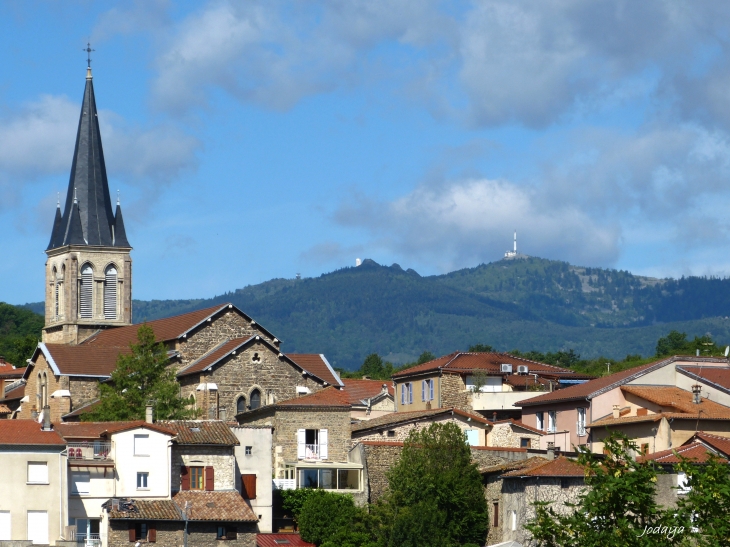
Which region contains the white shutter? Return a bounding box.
[319,429,328,460]
[408,383,413,404]
[104,267,117,319]
[297,429,306,459]
[0,511,10,541]
[79,265,93,319]
[27,462,48,484]
[421,380,425,401]
[401,385,405,405]
[27,511,48,544]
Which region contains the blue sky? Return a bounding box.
[3,1,730,304]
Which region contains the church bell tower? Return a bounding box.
[43,64,132,344]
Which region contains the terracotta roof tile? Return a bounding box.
[637,442,724,464]
[501,456,585,478]
[158,420,239,445]
[392,352,590,380]
[286,354,343,387]
[39,344,131,377]
[622,386,730,416]
[55,421,176,440]
[351,407,490,433]
[106,499,182,520]
[341,379,394,404]
[257,533,315,547]
[0,404,11,414]
[3,383,25,401]
[0,419,65,446]
[172,491,258,522]
[0,369,23,379]
[678,366,730,392]
[275,387,351,408]
[688,431,730,456]
[61,399,100,419]
[480,456,548,474]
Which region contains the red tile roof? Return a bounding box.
[501,456,585,478]
[392,352,589,379]
[257,533,315,547]
[39,344,131,377]
[158,420,239,445]
[621,386,730,416]
[0,404,12,414]
[3,383,25,401]
[0,419,66,446]
[286,354,343,387]
[678,366,730,392]
[351,407,491,433]
[61,399,100,419]
[107,499,182,520]
[275,387,351,408]
[480,456,548,474]
[637,442,724,464]
[55,421,176,440]
[172,491,258,522]
[341,379,394,404]
[688,431,730,456]
[0,366,23,379]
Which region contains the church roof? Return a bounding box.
[47,67,130,250]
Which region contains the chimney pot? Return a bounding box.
[612,405,620,419]
[145,405,154,424]
[42,405,52,431]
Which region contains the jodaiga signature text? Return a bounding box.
[637,525,685,540]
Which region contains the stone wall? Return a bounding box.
[188,523,256,547]
[352,414,488,445]
[171,446,236,492]
[108,521,182,547]
[19,354,69,421]
[489,422,541,449]
[107,521,256,547]
[69,377,100,410]
[361,443,403,503]
[440,374,472,411]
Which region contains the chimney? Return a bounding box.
[612,405,620,419]
[546,441,555,460]
[219,407,227,422]
[42,405,52,431]
[362,375,371,380]
[425,401,432,410]
[692,384,702,405]
[381,383,388,395]
[492,412,498,421]
[145,405,154,424]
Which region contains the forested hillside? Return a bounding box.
[17,257,730,370]
[0,303,43,367]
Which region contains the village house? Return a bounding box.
[0,357,23,419]
[487,419,543,449]
[391,352,592,420]
[230,426,274,533]
[340,378,395,420]
[518,355,730,453]
[0,419,68,545]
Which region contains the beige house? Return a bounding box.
[231,426,274,533]
[518,355,730,453]
[0,420,68,545]
[391,352,592,420]
[341,379,395,420]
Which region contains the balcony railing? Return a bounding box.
[304,444,319,459]
[273,479,296,490]
[68,442,112,461]
[75,533,101,547]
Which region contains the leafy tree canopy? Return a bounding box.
[84,325,195,421]
[0,302,43,367]
[468,344,494,352]
[655,330,722,358]
[297,490,375,547]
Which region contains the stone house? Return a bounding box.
[488,419,543,449]
[235,387,362,492]
[351,407,492,446]
[340,379,395,420]
[0,419,68,545]
[391,352,592,420]
[103,492,258,547]
[518,355,730,453]
[0,358,23,419]
[231,426,273,533]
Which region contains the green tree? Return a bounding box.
[297,490,375,547]
[468,344,494,353]
[526,433,683,547]
[416,351,436,364]
[378,422,488,547]
[84,325,195,421]
[656,330,691,357]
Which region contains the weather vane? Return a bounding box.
[83,42,95,68]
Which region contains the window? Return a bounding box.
[492,503,499,527]
[129,522,155,543]
[421,379,434,401]
[400,383,413,405]
[134,434,149,456]
[561,478,570,488]
[547,411,556,433]
[104,266,117,320]
[216,525,236,540]
[79,264,93,319]
[241,474,257,499]
[511,510,517,531]
[245,446,252,455]
[190,467,205,490]
[520,437,530,448]
[70,471,90,494]
[536,412,545,431]
[236,396,246,414]
[137,472,149,489]
[27,462,48,484]
[298,468,361,490]
[387,430,395,438]
[465,430,479,446]
[27,511,48,545]
[577,408,587,436]
[298,429,328,459]
[250,389,261,410]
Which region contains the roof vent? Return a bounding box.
[517,365,529,374]
[190,427,200,433]
[500,364,512,374]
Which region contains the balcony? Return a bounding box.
[68,442,114,469]
[75,533,101,547]
[303,444,320,459]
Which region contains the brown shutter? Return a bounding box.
[148,525,156,543]
[493,502,499,527]
[205,466,214,491]
[227,527,237,540]
[181,466,190,491]
[242,474,257,499]
[128,525,136,542]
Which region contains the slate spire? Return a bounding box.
[47,66,131,249]
[46,200,64,250]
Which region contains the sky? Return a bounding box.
[3,1,730,304]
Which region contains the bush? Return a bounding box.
[298,490,373,546]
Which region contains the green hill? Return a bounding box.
[17,256,730,370]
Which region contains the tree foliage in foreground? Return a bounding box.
[297,490,376,547]
[84,325,196,421]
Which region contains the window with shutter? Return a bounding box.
[241,474,257,499]
[297,429,306,459]
[180,466,190,491]
[205,466,214,491]
[421,380,426,401]
[401,384,405,405]
[79,264,93,319]
[429,379,434,400]
[104,266,117,319]
[27,462,48,484]
[319,429,328,459]
[147,525,156,543]
[128,525,135,542]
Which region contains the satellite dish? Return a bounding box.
[724,346,729,357]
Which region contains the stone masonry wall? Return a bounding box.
[69,377,100,410]
[362,443,403,503]
[352,414,488,445]
[187,522,256,547]
[108,521,181,547]
[489,423,541,449]
[107,521,255,547]
[19,354,69,421]
[171,446,236,492]
[440,374,472,411]
[485,475,504,546]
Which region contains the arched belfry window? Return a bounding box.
[52,268,59,318]
[104,265,118,319]
[79,264,93,319]
[250,389,261,410]
[236,396,246,415]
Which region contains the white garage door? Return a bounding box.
[27,511,48,545]
[0,511,10,541]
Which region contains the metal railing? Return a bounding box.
[273,479,296,490]
[304,444,319,459]
[75,533,101,547]
[68,441,112,461]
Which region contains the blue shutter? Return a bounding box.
[421,380,425,401]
